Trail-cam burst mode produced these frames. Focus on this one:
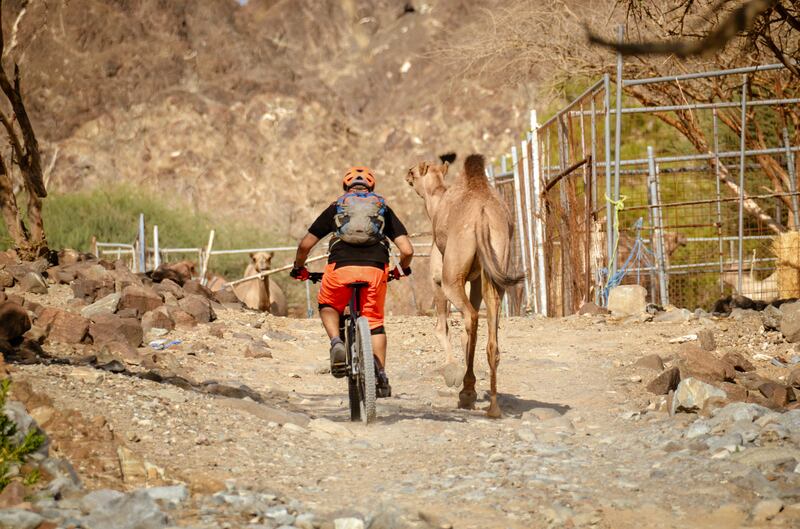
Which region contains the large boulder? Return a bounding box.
[178,295,215,324]
[166,306,197,328]
[634,354,664,371]
[109,263,143,291]
[677,345,736,383]
[118,285,163,317]
[18,272,48,295]
[0,268,14,288]
[758,382,792,408]
[89,314,144,348]
[141,307,175,333]
[6,260,48,282]
[0,302,31,343]
[37,308,90,344]
[153,279,184,300]
[182,280,214,300]
[721,351,755,372]
[647,366,680,395]
[780,302,800,343]
[72,263,117,301]
[671,377,727,414]
[762,304,783,331]
[607,285,647,316]
[76,263,114,283]
[788,368,800,389]
[80,293,121,319]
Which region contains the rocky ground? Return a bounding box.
[3,258,800,528]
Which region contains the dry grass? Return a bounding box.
[774,231,800,298]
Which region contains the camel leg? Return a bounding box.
[435,280,464,388]
[459,277,482,353]
[442,273,478,410]
[482,272,503,418]
[432,243,463,388]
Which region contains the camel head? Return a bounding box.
[170,260,197,282]
[250,251,274,272]
[405,160,449,198]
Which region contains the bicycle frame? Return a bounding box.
[340,282,367,378]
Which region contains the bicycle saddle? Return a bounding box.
[346,281,370,288]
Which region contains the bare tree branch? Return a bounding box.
[587,0,778,58]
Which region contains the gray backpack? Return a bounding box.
[333,192,387,246]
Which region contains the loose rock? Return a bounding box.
[671,377,727,414]
[780,301,800,343]
[37,307,89,344]
[607,285,647,316]
[647,367,681,395]
[634,354,664,371]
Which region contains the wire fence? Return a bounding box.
[488,59,799,317]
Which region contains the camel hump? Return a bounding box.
[464,154,485,179]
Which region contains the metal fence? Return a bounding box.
[489,60,799,317]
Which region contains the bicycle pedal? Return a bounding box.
[331,363,347,378]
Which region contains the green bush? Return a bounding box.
[0,186,286,279]
[0,379,46,491]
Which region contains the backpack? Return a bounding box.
[332,191,387,246]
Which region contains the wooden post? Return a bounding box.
[199,230,215,286]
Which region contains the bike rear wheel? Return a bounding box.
[355,316,376,424]
[348,376,361,422]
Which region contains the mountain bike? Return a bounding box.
[307,271,399,424]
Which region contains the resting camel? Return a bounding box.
[406,154,522,418]
[150,260,196,285]
[232,252,288,315]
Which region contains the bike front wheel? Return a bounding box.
[355,316,376,424]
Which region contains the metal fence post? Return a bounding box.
[511,146,531,311]
[783,127,799,230]
[737,75,748,294]
[138,213,146,273]
[522,134,536,313]
[647,146,669,306]
[613,24,624,274]
[531,119,548,316]
[153,225,160,269]
[713,109,725,293]
[603,73,614,284]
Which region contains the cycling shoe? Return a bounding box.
[330,341,347,378]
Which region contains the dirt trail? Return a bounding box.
[14,304,800,528]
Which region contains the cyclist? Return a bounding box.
[290,167,414,398]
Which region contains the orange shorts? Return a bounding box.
[317,263,388,330]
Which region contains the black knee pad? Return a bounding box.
[370,326,386,336]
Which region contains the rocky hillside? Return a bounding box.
[9,0,528,242]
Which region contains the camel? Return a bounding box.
[150,260,196,285]
[232,252,288,315]
[406,154,522,418]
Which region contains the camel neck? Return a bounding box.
[424,184,446,220]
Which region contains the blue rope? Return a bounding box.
[599,217,653,306]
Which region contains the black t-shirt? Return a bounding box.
[308,200,408,266]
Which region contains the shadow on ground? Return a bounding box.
[495,393,571,418]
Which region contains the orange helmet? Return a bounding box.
[342,166,376,191]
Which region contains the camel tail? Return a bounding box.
[476,207,525,291]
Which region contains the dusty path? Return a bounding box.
[14,306,800,528]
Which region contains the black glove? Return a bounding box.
[389,266,412,281]
[290,265,310,281]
